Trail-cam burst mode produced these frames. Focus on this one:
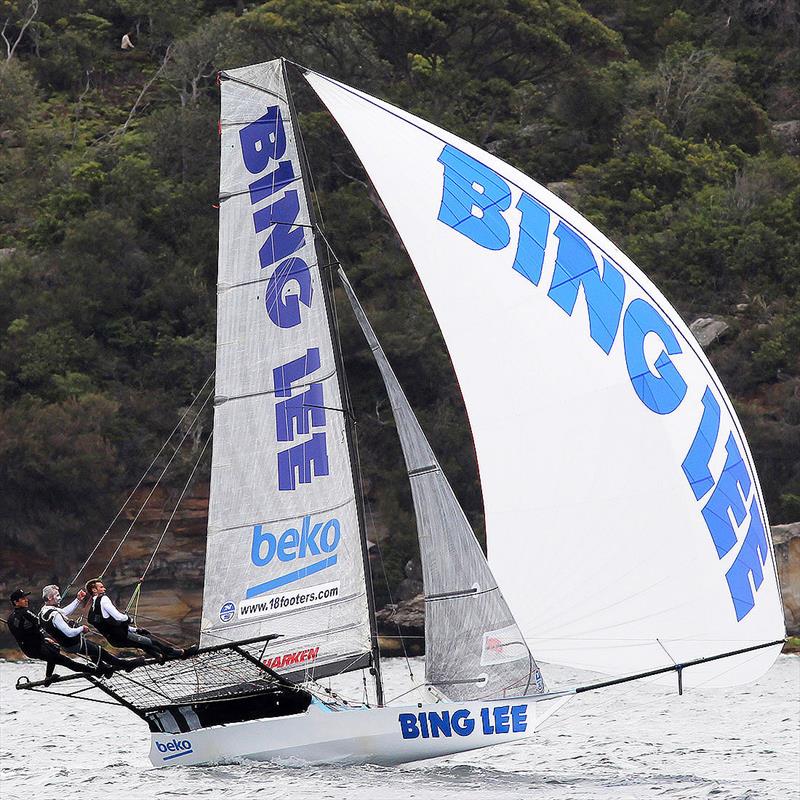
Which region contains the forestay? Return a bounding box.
[201,60,372,681]
[339,269,545,701]
[304,68,786,688]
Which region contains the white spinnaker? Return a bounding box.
[304,69,785,688]
[201,61,372,678]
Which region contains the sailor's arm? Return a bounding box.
[51,611,84,638]
[100,594,129,622]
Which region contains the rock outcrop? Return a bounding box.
[773,522,800,636]
[690,316,731,348]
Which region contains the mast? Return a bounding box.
[282,60,384,705]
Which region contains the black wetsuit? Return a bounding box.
[6,607,94,679]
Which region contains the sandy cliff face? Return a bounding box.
[773,522,800,636]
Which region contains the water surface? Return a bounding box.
[1,655,797,799]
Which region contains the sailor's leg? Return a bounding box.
[48,651,96,675]
[79,638,120,667]
[126,629,183,659]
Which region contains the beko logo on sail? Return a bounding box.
[238,104,330,493]
[436,144,770,623]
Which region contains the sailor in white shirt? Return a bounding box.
[84,579,196,661]
[39,585,141,674]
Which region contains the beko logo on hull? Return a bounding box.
[156,739,193,760]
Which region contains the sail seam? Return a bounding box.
[217,258,339,292]
[219,71,286,102]
[213,369,338,405]
[219,180,305,202]
[208,496,357,535]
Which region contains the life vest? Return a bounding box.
[88,595,130,644]
[7,608,45,655]
[39,607,80,648]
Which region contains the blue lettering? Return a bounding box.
[399,713,420,739]
[249,160,295,205]
[725,498,769,620]
[255,191,305,272]
[299,515,322,557]
[250,524,276,566]
[492,705,510,734]
[623,298,687,414]
[480,707,493,734]
[451,709,474,736]
[319,518,340,553]
[548,222,625,354]
[419,711,430,738]
[265,257,312,328]
[682,388,721,500]
[276,527,299,561]
[437,144,511,250]
[427,711,452,738]
[239,106,286,174]
[275,383,324,442]
[274,349,320,397]
[513,193,549,285]
[702,433,751,558]
[511,704,528,732]
[277,432,329,491]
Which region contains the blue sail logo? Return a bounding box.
[246,515,340,599]
[437,143,770,621]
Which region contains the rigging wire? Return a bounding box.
[65,371,215,596]
[98,386,214,579]
[126,432,213,617]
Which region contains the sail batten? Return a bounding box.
[305,68,785,688]
[201,60,373,682]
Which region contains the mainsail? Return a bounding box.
[303,68,786,688]
[339,268,545,701]
[200,61,375,683]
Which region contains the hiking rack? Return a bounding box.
[15,634,313,731]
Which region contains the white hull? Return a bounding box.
[149,694,570,767]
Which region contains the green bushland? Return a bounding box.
[0,0,798,608]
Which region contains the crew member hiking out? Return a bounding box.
[6,589,98,683]
[39,585,143,675]
[84,579,197,661]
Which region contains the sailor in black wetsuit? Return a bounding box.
[6,588,96,682]
[84,579,195,661]
[38,584,143,674]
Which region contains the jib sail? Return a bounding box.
[200,60,373,683]
[303,68,785,688]
[339,268,545,701]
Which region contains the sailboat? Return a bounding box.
[16,58,786,768]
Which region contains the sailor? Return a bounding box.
[6,588,97,683]
[84,578,197,661]
[39,584,142,674]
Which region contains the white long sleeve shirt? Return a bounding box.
[98,594,129,622]
[40,599,82,638]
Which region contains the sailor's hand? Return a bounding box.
[81,625,89,633]
[77,590,87,601]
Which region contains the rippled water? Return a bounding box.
[1,655,798,799]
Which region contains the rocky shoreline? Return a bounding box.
[1,486,798,655]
